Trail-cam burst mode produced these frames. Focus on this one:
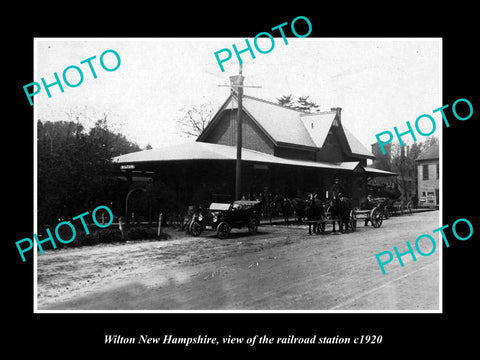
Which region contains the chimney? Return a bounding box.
[331,107,342,124]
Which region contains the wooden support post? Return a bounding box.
[157,213,163,237]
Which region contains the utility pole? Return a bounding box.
[232,64,244,200]
[219,64,261,200]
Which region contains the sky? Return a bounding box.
[35,38,442,152]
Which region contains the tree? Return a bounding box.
[177,102,215,138]
[277,94,320,113]
[295,96,320,112]
[37,115,140,225]
[88,115,141,158]
[390,143,415,198]
[408,142,422,161]
[277,94,295,108]
[371,136,438,200]
[421,135,438,150]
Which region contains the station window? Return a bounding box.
[423,164,429,180]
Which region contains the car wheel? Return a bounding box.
[216,222,231,239]
[189,220,203,237]
[248,219,258,235]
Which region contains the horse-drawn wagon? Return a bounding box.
[301,194,391,234]
[351,206,383,228]
[302,196,356,235]
[389,199,413,216]
[373,197,413,218]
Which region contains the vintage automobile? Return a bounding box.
[188,200,261,239]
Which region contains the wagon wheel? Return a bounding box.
[370,207,383,228]
[349,209,357,231]
[189,220,203,237]
[216,222,231,239]
[406,200,413,215]
[248,218,258,235]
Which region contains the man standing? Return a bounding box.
[330,178,345,200]
[361,195,376,226]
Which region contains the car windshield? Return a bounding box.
[209,203,231,211]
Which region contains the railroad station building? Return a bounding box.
[113,93,396,216]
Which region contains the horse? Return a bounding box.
[329,196,354,233]
[289,197,309,224]
[304,196,325,234]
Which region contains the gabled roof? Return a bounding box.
[300,112,337,148]
[343,127,375,158]
[198,94,374,159]
[244,95,318,147]
[203,94,314,147]
[417,143,439,161]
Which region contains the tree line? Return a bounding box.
[370,135,439,200]
[37,116,141,226]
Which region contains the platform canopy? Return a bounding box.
[113,142,396,177]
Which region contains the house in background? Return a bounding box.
[416,144,439,208]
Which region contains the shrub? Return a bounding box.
[38,225,169,250]
[126,225,159,240]
[74,228,124,247]
[92,228,124,243]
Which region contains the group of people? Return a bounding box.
[257,178,349,221]
[193,177,415,218]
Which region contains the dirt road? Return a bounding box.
[37,211,440,311]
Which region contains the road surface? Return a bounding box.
[37,210,440,311]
